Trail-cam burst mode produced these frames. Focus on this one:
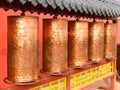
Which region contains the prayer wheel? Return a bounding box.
[7,16,39,83]
[89,22,104,62]
[68,21,88,67]
[43,18,68,74]
[105,23,116,59]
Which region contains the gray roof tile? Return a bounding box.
[19,0,27,5]
[63,0,71,11]
[30,0,38,6]
[55,0,64,10]
[6,0,14,3]
[37,0,48,8]
[69,0,78,12]
[5,0,120,18]
[46,0,56,9]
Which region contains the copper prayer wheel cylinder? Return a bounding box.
[43,18,68,74]
[89,22,104,62]
[104,23,116,59]
[68,21,88,67]
[7,16,39,83]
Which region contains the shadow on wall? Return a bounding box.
[117,44,120,77]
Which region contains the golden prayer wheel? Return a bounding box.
[68,21,88,67]
[7,16,39,83]
[43,18,68,74]
[89,22,104,62]
[104,23,116,59]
